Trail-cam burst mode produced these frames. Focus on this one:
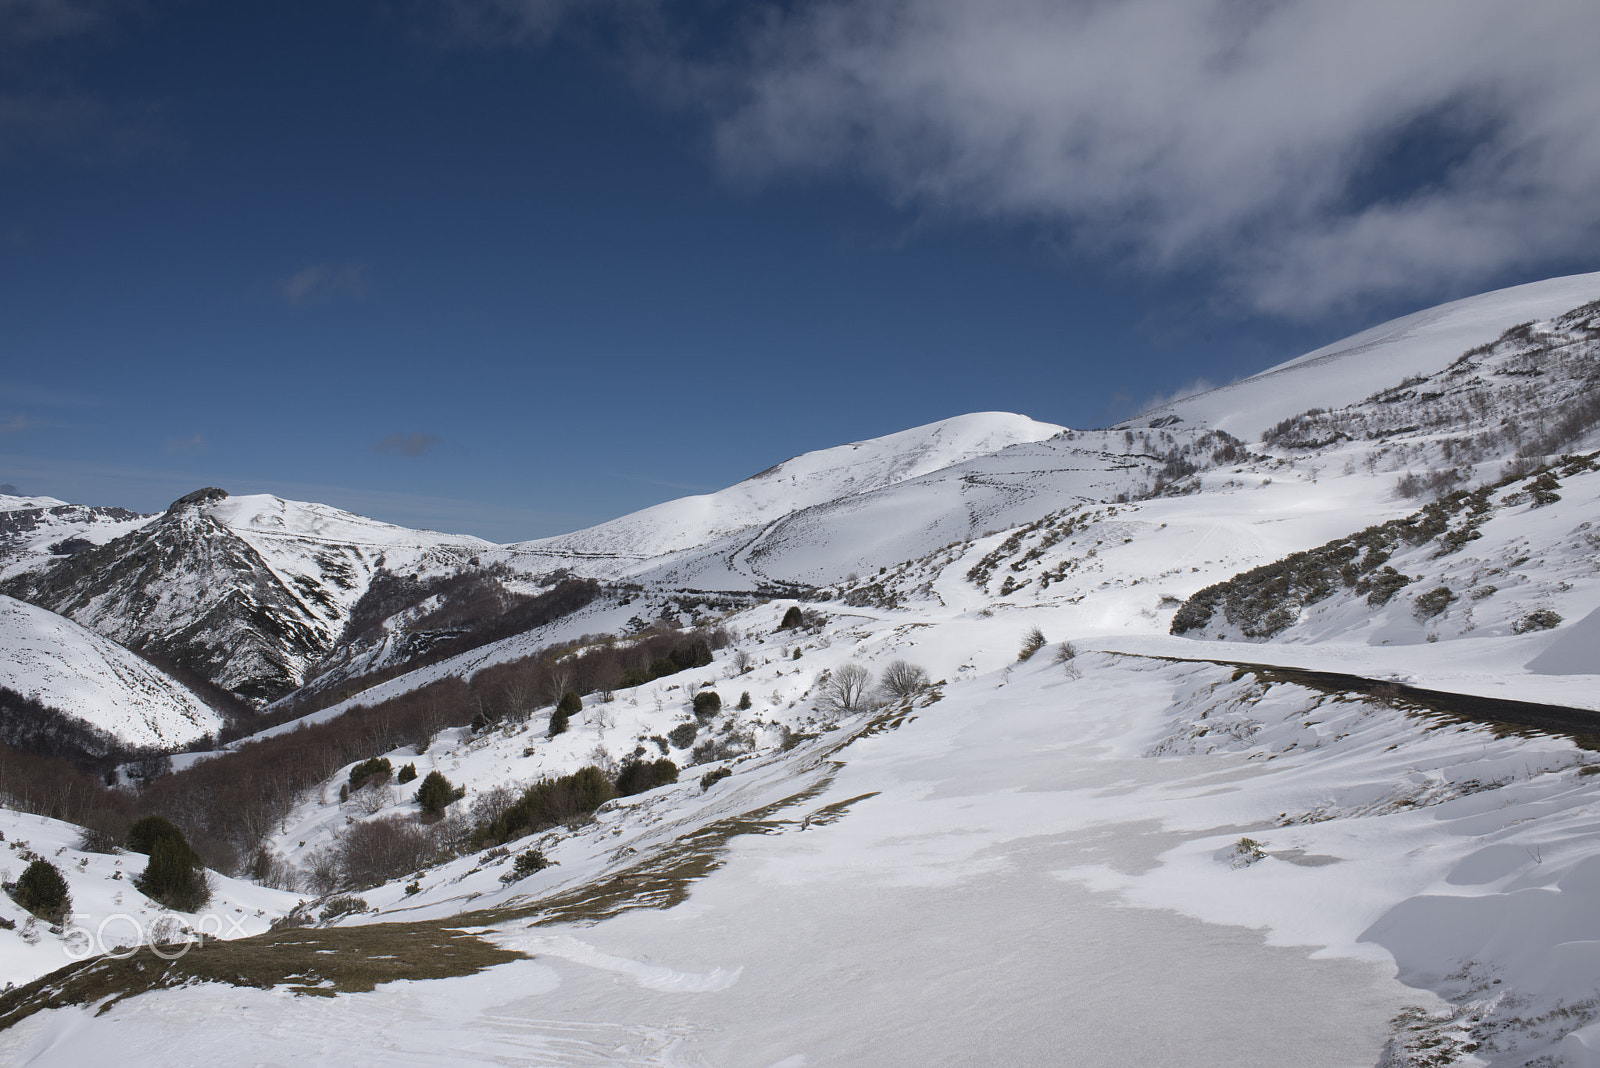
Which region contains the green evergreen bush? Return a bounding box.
[692,691,722,718]
[416,770,461,817]
[136,834,211,912]
[1413,586,1457,620]
[615,758,679,796]
[126,815,197,861]
[472,766,615,846]
[396,763,418,785]
[13,859,71,923]
[499,848,551,883]
[348,757,394,792]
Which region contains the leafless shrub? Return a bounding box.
[1369,681,1402,707]
[1017,627,1047,662]
[1051,642,1077,664]
[430,812,475,856]
[247,848,301,892]
[817,663,875,713]
[877,660,930,700]
[469,785,518,828]
[1395,467,1466,499]
[355,782,395,815]
[338,815,438,889]
[303,846,341,896]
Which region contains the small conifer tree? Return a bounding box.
[416,770,460,817]
[549,691,581,737]
[135,832,211,912]
[13,859,71,923]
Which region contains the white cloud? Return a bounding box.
[282,262,369,307]
[696,0,1600,315]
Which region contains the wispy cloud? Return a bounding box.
[164,433,206,454]
[696,0,1600,316]
[427,0,586,43]
[282,262,369,307]
[0,0,118,45]
[1132,379,1221,420]
[0,413,36,435]
[377,432,441,458]
[0,3,165,162]
[0,380,111,408]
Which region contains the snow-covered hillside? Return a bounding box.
[509,411,1065,568]
[0,808,299,990]
[0,595,222,749]
[1128,270,1600,440]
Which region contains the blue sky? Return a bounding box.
[3,1,1598,542]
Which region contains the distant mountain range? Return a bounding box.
[4,269,1598,742]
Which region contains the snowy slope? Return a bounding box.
[203,493,500,658]
[0,594,222,748]
[508,412,1065,566]
[0,808,300,990]
[0,494,154,583]
[10,601,1600,1064]
[1126,270,1600,440]
[633,426,1228,588]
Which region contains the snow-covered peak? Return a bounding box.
[513,411,1065,560]
[0,594,222,748]
[205,494,494,550]
[0,494,72,511]
[1127,270,1600,440]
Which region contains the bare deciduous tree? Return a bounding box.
[356,783,395,815]
[877,659,930,700]
[304,845,341,896]
[817,663,875,714]
[469,785,518,829]
[543,664,575,707]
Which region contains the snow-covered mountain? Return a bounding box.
[3,488,496,706]
[8,274,1600,1066]
[507,411,1065,568]
[0,594,222,750]
[0,494,153,583]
